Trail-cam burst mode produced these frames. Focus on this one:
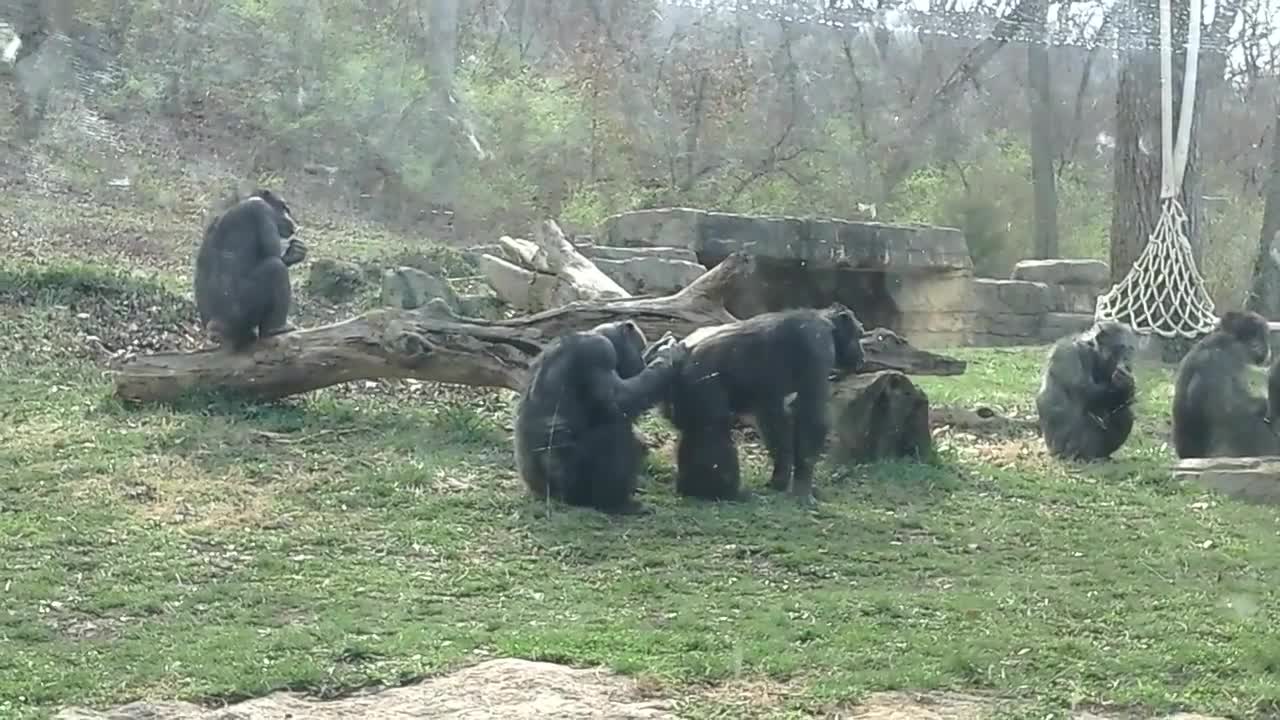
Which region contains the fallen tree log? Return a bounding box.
[112,253,753,404]
[928,405,1039,433]
[112,252,968,405]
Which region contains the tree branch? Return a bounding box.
[112,252,756,404]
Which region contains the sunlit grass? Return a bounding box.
[4,258,1280,720]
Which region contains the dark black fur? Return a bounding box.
[194,189,306,351]
[514,320,686,514]
[1173,310,1280,458]
[665,304,865,504]
[1035,321,1137,460]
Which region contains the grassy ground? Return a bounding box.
[4,196,1280,720]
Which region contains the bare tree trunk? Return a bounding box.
[1191,4,1238,266]
[1109,0,1201,283]
[1026,0,1059,259]
[425,0,460,207]
[9,0,67,138]
[1248,108,1280,318]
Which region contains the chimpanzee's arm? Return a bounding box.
[281,237,308,266]
[1050,342,1113,406]
[642,332,677,364]
[612,361,680,418]
[582,336,681,420]
[254,207,285,259]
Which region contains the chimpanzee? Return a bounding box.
[1173,310,1280,458]
[1035,321,1138,461]
[194,189,306,351]
[1268,355,1280,425]
[665,304,866,504]
[514,320,687,514]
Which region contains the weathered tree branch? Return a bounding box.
[111,252,968,405]
[112,252,755,404]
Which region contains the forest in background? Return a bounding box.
[3,0,1280,309]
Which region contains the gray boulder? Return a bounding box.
[381,266,461,311]
[307,259,366,303]
[1011,259,1110,286]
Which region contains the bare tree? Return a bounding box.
[426,0,462,207]
[1248,109,1280,317]
[1026,0,1059,258]
[1110,0,1202,282]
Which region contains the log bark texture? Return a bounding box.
[828,371,933,463]
[113,253,755,404]
[929,405,1039,433]
[113,252,969,405]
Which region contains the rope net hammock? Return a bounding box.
[1094,0,1218,338]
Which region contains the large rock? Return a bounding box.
[574,243,706,294]
[589,256,705,295]
[578,244,700,263]
[1048,285,1101,314]
[381,266,461,311]
[971,279,1053,314]
[307,259,367,303]
[1011,258,1110,286]
[475,254,573,312]
[597,208,973,274]
[598,207,705,251]
[1041,312,1096,341]
[1173,457,1280,505]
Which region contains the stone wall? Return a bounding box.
[887,270,1105,348]
[593,208,1110,348]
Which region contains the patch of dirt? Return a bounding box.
[840,693,1224,720]
[54,658,680,719]
[52,658,1231,720]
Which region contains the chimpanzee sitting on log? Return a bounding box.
[663,304,866,505]
[195,189,307,351]
[1035,320,1138,461]
[514,320,687,515]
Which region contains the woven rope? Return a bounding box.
[1093,197,1218,338]
[1095,0,1214,338]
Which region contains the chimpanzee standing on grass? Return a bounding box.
[663,304,866,505]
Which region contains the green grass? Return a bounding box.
[5,244,1280,719]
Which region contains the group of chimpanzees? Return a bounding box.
[514,305,867,514]
[190,186,871,514]
[1036,309,1280,461]
[191,187,1280,510]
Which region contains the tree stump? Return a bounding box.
[829,370,932,463]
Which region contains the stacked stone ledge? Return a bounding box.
[523,208,1117,348]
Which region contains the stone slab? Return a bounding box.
[1173,456,1280,505]
[1012,258,1110,286]
[597,208,973,274]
